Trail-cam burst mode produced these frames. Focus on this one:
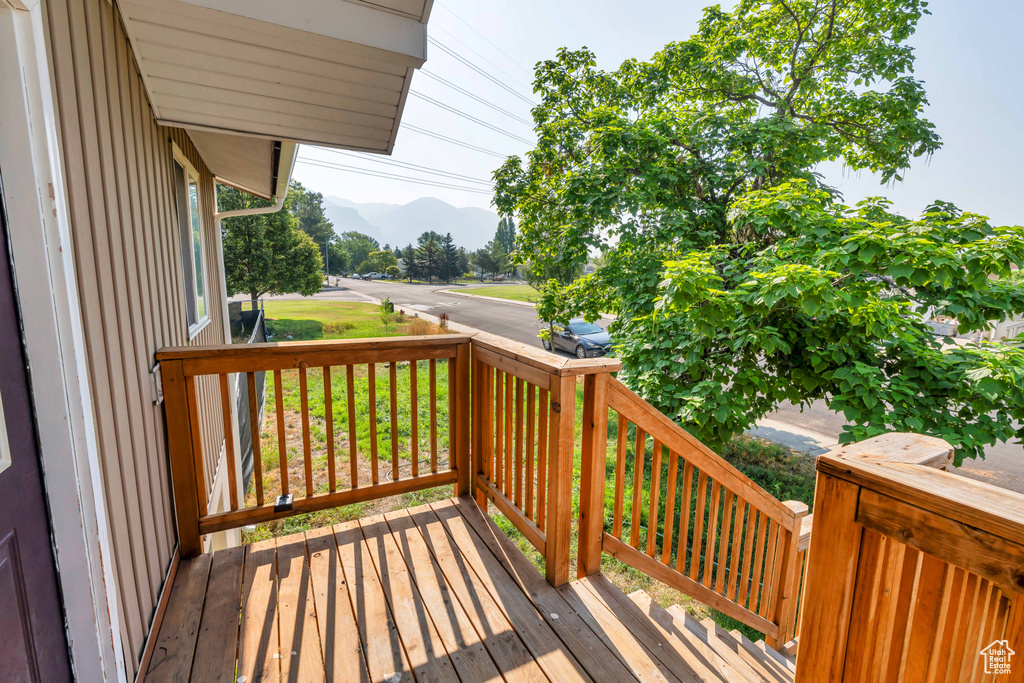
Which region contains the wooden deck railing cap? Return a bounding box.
[156,333,473,361]
[468,331,622,376]
[817,433,1024,548]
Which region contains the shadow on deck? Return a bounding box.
[143,496,794,682]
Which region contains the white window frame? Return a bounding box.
[171,144,210,339]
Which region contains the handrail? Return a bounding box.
[160,334,471,556]
[577,376,808,644]
[796,434,1024,681]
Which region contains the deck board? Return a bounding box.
[145,495,757,683]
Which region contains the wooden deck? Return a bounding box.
[144,497,795,682]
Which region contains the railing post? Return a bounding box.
[545,372,577,586]
[794,472,862,681]
[578,372,609,578]
[768,500,809,650]
[161,359,203,558]
[454,341,471,497]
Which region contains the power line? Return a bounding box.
[430,23,533,91]
[408,90,533,144]
[402,124,512,159]
[434,3,534,78]
[419,70,532,126]
[296,157,493,195]
[428,37,535,106]
[316,148,493,185]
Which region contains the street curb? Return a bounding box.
[746,418,840,456]
[436,288,539,309]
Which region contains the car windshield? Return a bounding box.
[569,322,603,335]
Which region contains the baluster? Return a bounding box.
[525,383,536,520]
[448,357,456,470]
[299,365,313,497]
[760,521,781,618]
[346,365,357,489]
[410,361,418,477]
[274,369,288,496]
[661,449,678,565]
[494,370,504,489]
[715,490,734,594]
[675,461,694,574]
[368,363,378,484]
[613,414,627,539]
[630,428,646,548]
[749,517,770,613]
[514,378,524,509]
[390,361,399,481]
[323,367,335,493]
[246,372,264,506]
[504,372,513,497]
[704,481,722,588]
[429,359,438,474]
[219,374,239,510]
[738,509,759,606]
[689,471,708,581]
[536,389,548,532]
[647,439,662,557]
[727,497,747,600]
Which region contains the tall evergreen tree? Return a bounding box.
[441,233,459,283]
[495,216,516,255]
[401,242,418,281]
[416,232,443,283]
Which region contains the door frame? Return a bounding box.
[0,2,125,680]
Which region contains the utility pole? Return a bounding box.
[325,239,329,281]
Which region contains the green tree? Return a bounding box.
[367,249,398,272]
[457,247,470,277]
[472,240,509,281]
[495,0,1024,462]
[441,233,460,283]
[219,185,324,303]
[339,232,379,272]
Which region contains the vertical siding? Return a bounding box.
[44,0,227,674]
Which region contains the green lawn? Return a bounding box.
[459,284,540,304]
[262,300,435,340]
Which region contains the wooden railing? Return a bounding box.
[577,376,809,646]
[469,332,620,586]
[796,433,1024,681]
[158,334,471,557]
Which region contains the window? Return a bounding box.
[173,151,208,336]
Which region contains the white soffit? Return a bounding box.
[119,0,431,154]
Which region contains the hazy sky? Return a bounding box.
[293,0,1023,227]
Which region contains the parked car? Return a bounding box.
[541,318,612,358]
[362,271,382,281]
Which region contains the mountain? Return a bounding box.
[322,195,498,251]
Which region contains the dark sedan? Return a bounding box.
[541,318,612,358]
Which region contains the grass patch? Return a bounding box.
[262,300,439,341]
[459,284,540,304]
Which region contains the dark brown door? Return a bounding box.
[0,176,72,682]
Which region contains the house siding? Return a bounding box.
[44,0,227,673]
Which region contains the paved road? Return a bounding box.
[242,278,1024,493]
